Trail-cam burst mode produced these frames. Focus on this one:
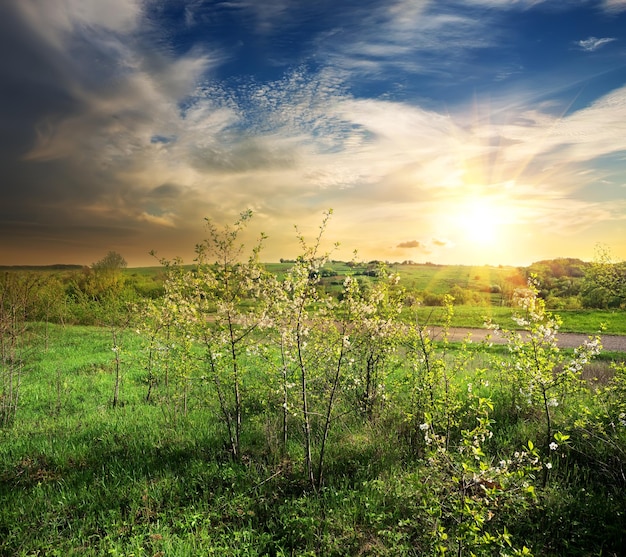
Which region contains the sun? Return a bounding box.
[446,195,518,251]
[457,200,500,245]
[435,187,522,259]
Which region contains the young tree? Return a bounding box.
[0,272,39,427]
[401,296,470,452]
[193,211,272,459]
[583,245,626,308]
[140,258,198,418]
[145,211,272,456]
[91,251,128,298]
[342,264,402,422]
[269,214,333,486]
[81,252,134,407]
[488,277,602,473]
[93,250,127,271]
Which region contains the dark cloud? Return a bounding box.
[397,240,422,249]
[0,1,203,264]
[149,184,184,198]
[0,3,82,159]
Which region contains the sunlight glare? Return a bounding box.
[458,200,499,245]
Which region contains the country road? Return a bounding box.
[422,327,626,352]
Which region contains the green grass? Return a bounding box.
[401,305,626,335]
[557,309,626,335]
[1,322,625,555]
[391,263,522,295]
[402,304,511,328]
[126,262,523,299]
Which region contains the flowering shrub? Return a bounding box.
[487,276,602,458]
[418,396,539,556]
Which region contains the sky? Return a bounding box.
[1,0,626,267]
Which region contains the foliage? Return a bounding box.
[417,396,539,556]
[582,245,626,309]
[92,250,128,272]
[487,277,602,459]
[0,272,39,426]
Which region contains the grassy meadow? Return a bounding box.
[1,254,626,556]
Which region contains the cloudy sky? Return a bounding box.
[2,0,626,266]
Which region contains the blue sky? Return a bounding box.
[1,0,625,266]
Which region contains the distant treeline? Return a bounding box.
[0,264,83,271]
[0,255,623,329]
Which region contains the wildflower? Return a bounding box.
[512,315,529,328]
[549,442,558,451]
[419,423,430,431]
[545,462,552,469]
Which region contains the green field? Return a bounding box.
[1,315,625,555]
[130,261,623,335]
[390,263,519,293]
[1,254,625,555]
[405,305,626,335]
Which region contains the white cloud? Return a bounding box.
[460,0,547,6]
[576,36,617,51]
[315,1,504,79]
[236,0,291,33]
[139,212,177,228]
[24,50,216,164]
[397,240,423,248]
[466,85,626,187]
[602,0,626,13]
[15,0,141,50]
[9,0,626,265]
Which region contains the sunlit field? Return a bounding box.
[2,222,626,556]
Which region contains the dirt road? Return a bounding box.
[423,327,626,352]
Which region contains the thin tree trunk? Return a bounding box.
[280,336,289,452]
[112,329,121,408]
[228,316,241,458]
[297,325,315,488]
[215,372,237,458]
[316,342,345,491]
